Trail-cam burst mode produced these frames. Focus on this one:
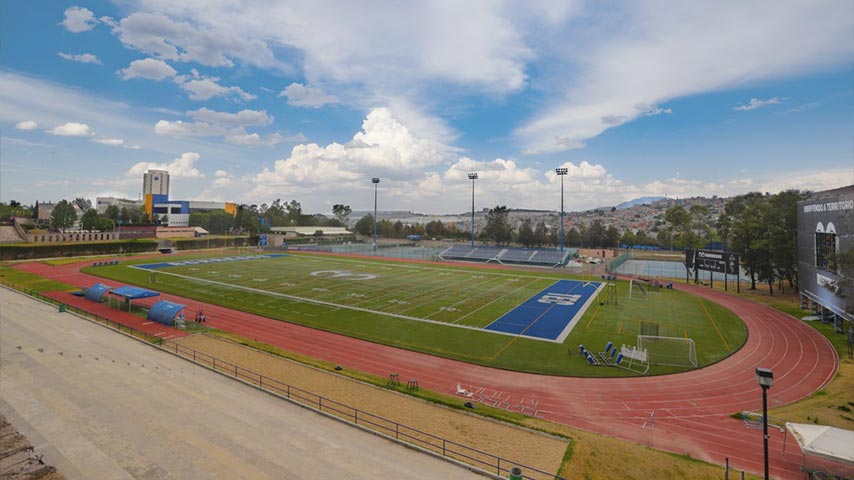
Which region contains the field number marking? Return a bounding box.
[537,293,581,306]
[309,270,377,281]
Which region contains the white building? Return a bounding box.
[143,170,169,196]
[95,197,144,214]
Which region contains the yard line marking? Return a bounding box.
[129,265,533,341]
[698,297,729,350]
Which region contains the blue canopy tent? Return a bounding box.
[84,283,113,302]
[147,300,186,326]
[108,286,160,311]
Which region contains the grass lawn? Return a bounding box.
[83,252,746,376]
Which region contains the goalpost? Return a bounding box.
[637,335,697,368]
[629,278,648,300]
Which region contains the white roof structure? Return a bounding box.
[269,226,351,236]
[786,423,854,464]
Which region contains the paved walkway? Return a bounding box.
[0,287,486,480]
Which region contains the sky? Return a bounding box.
[1,1,852,215]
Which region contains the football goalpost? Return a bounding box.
[629,278,648,300]
[637,335,698,368]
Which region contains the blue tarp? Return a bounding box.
[84,283,113,302]
[147,300,186,326]
[109,286,161,300]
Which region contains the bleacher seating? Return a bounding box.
[438,244,573,267]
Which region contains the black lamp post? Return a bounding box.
[468,172,478,247]
[371,178,380,252]
[755,367,774,480]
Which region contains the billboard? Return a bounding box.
[685,249,739,275]
[797,185,854,321]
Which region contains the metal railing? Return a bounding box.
[1,280,566,480]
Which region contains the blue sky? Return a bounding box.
[1,1,852,215]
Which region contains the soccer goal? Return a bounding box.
[637,335,697,368]
[629,278,648,300]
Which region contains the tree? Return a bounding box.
[208,210,235,234]
[285,200,302,226]
[80,209,100,231]
[534,221,548,247]
[72,197,92,212]
[354,214,374,236]
[719,193,769,290]
[104,205,120,221]
[586,220,606,247]
[767,190,808,291]
[517,219,535,247]
[480,206,512,246]
[332,204,352,227]
[566,227,581,247]
[50,200,77,232]
[189,212,211,230]
[605,225,620,248]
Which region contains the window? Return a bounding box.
[815,222,837,272]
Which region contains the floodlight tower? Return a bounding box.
[372,177,380,252]
[555,167,568,255]
[468,172,478,247]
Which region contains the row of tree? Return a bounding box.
[718,190,807,292]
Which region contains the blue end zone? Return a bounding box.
[137,254,288,270]
[485,280,602,341]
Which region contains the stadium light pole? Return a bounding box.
[468,172,478,247]
[372,177,380,252]
[555,167,568,256]
[755,367,774,480]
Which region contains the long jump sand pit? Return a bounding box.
[170,333,568,477]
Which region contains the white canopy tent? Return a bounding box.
[785,423,854,477]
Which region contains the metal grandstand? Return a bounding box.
[438,244,575,267]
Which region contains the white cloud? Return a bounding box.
[247,107,454,201]
[516,1,851,153]
[178,77,255,101]
[154,119,232,137]
[734,97,784,111]
[48,122,92,136]
[127,152,204,178]
[118,58,177,80]
[115,12,281,69]
[186,107,271,126]
[15,120,38,131]
[61,6,98,33]
[94,138,125,146]
[279,83,340,108]
[58,52,102,64]
[212,169,234,187]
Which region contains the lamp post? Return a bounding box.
[555,167,568,256]
[372,177,380,252]
[755,367,774,480]
[468,172,478,247]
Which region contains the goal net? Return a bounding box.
[637,335,697,368]
[629,278,648,300]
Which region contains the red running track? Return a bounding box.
[15,258,843,479]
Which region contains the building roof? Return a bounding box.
[269,226,351,235]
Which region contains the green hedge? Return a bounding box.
[171,236,252,250]
[0,240,158,260]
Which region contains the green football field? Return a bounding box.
[86,252,748,376]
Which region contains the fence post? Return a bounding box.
[442,439,446,457]
[318,397,322,411]
[395,424,399,440]
[193,350,196,362]
[725,457,729,479]
[213,357,216,370]
[354,410,358,425]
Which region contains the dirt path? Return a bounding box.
[169,334,568,478]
